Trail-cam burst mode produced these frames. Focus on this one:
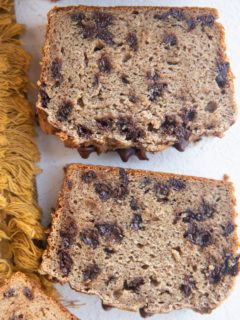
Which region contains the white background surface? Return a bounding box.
[15,1,240,319]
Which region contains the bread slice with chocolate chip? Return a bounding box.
[0,272,77,320]
[37,6,236,160]
[40,164,239,315]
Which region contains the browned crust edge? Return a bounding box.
[0,272,78,320]
[40,163,239,315]
[36,5,236,155]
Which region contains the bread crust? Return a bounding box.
[40,163,239,315]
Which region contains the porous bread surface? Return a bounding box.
[0,272,77,320]
[37,6,236,154]
[40,164,239,315]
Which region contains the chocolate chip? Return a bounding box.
[216,61,229,88]
[77,125,92,138]
[223,223,235,237]
[102,303,112,311]
[4,288,15,298]
[51,58,62,81]
[184,223,212,248]
[81,170,97,183]
[104,247,115,255]
[78,145,96,159]
[130,198,140,211]
[181,108,197,123]
[163,34,177,46]
[98,55,112,73]
[80,228,99,249]
[173,138,189,152]
[180,284,191,297]
[93,11,113,28]
[197,14,215,27]
[139,306,152,318]
[146,70,159,81]
[126,32,138,51]
[95,183,112,201]
[95,223,124,243]
[154,183,170,200]
[161,115,177,134]
[195,201,214,221]
[60,218,77,249]
[169,8,185,20]
[58,250,73,276]
[23,287,33,300]
[83,263,101,282]
[92,74,99,87]
[56,100,73,122]
[173,126,190,151]
[70,12,85,26]
[168,178,186,191]
[105,275,116,286]
[96,118,113,130]
[148,82,166,101]
[129,94,137,103]
[96,29,114,45]
[131,214,143,231]
[119,168,128,186]
[121,75,129,84]
[116,148,148,162]
[82,23,96,39]
[124,277,144,292]
[209,266,222,284]
[116,117,144,141]
[140,177,152,189]
[187,18,196,31]
[39,88,50,108]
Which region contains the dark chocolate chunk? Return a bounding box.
[140,177,152,188]
[216,61,229,88]
[148,82,167,101]
[119,168,128,186]
[163,34,177,46]
[80,228,99,249]
[105,275,116,286]
[93,11,113,28]
[95,223,124,243]
[184,223,212,248]
[92,74,99,87]
[121,75,130,84]
[209,255,240,284]
[70,12,85,26]
[187,18,196,31]
[96,29,114,45]
[139,306,153,318]
[195,201,214,221]
[58,250,73,276]
[23,287,33,300]
[116,148,148,162]
[181,108,197,123]
[51,58,62,81]
[124,277,144,292]
[116,117,144,141]
[81,170,97,183]
[146,70,159,81]
[173,126,190,152]
[130,198,140,211]
[3,288,15,298]
[39,88,50,108]
[180,284,192,297]
[197,14,215,27]
[102,303,112,311]
[168,178,186,191]
[112,184,128,199]
[56,100,73,122]
[209,266,222,284]
[95,183,112,201]
[223,223,235,237]
[126,32,138,51]
[78,146,97,159]
[131,214,143,231]
[98,55,112,73]
[104,247,115,255]
[82,23,96,39]
[154,183,170,200]
[96,118,113,130]
[161,115,177,134]
[60,218,78,249]
[77,125,92,138]
[169,8,185,20]
[83,263,101,282]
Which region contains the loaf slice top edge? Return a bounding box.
[0,272,78,320]
[40,164,239,315]
[36,6,236,156]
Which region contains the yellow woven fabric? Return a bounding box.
[0,0,56,297]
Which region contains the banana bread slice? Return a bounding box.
[36,6,236,159]
[40,164,239,315]
[0,272,77,320]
